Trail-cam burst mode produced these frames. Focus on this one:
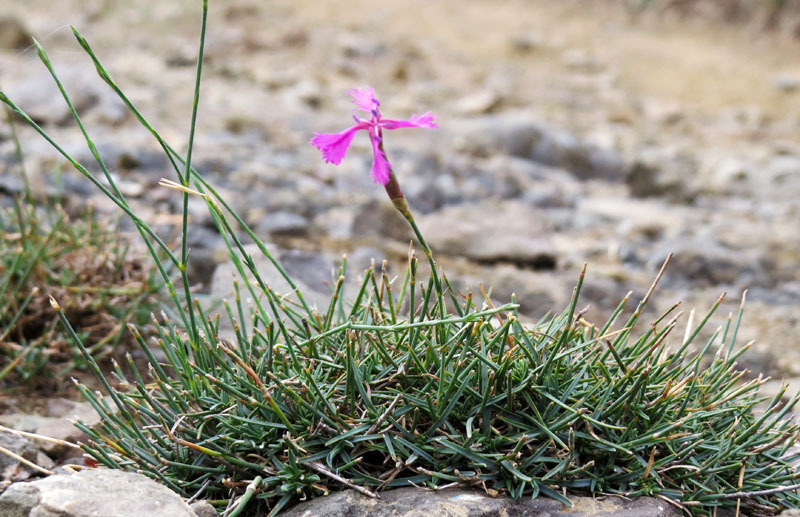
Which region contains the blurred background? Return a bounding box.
[1,0,799,382]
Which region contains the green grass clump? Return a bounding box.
[0,190,161,384]
[1,3,799,516]
[64,260,800,516]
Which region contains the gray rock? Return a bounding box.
[210,243,338,315]
[0,399,103,457]
[0,434,47,482]
[467,265,568,319]
[255,210,309,237]
[311,206,357,240]
[351,200,414,243]
[281,249,338,296]
[0,171,26,196]
[485,156,580,206]
[6,65,128,127]
[347,247,388,273]
[419,200,556,267]
[575,196,692,239]
[653,239,766,287]
[530,126,624,181]
[454,116,544,159]
[455,115,624,181]
[186,226,229,291]
[281,487,681,517]
[0,469,199,517]
[189,500,217,517]
[0,482,38,517]
[626,149,698,201]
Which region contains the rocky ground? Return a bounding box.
[1,0,800,514]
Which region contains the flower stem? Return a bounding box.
[383,171,446,320]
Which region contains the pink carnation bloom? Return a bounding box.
[310,87,437,185]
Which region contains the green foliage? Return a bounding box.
[1,4,799,516]
[0,192,161,383]
[63,258,800,516]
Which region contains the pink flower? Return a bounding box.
[310,87,437,185]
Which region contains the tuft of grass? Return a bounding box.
[0,171,162,385]
[1,3,799,516]
[59,257,800,516]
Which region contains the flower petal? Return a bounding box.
[310,124,364,165]
[369,133,391,185]
[348,87,379,113]
[380,112,438,130]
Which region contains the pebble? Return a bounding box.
[0,469,201,517]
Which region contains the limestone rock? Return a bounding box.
[210,243,339,315]
[418,200,557,267]
[189,500,217,517]
[0,469,199,517]
[281,487,682,517]
[0,433,49,482]
[0,399,104,457]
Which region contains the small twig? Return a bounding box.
[657,464,701,474]
[735,463,745,517]
[427,481,462,490]
[367,393,402,434]
[653,493,690,516]
[303,461,379,499]
[643,446,656,479]
[225,476,262,517]
[186,477,212,504]
[716,482,800,500]
[640,253,672,311]
[0,424,80,449]
[595,492,632,502]
[170,415,187,436]
[378,462,405,490]
[0,444,53,475]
